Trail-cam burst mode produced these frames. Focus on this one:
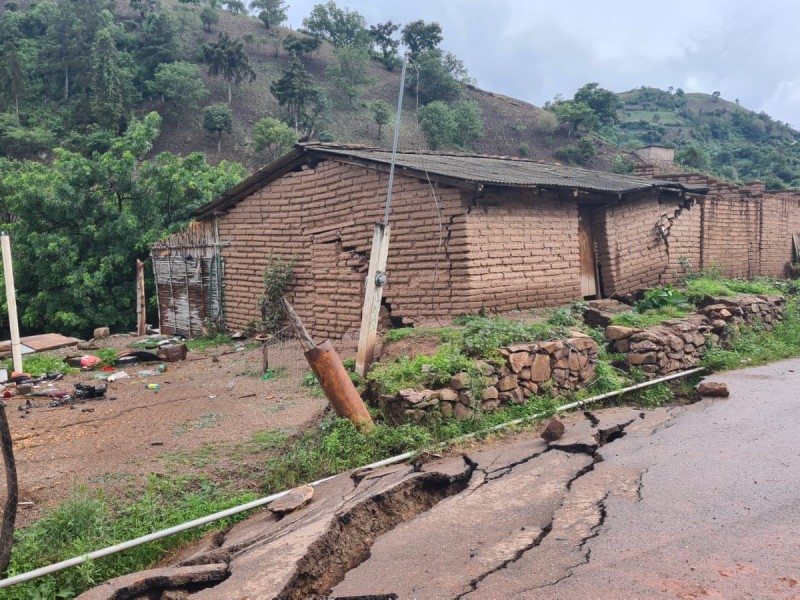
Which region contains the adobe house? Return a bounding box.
[153,144,717,339]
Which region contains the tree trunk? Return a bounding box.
[64,64,70,101]
[227,82,232,105]
[217,132,222,153]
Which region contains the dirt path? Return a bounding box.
[1,335,329,525]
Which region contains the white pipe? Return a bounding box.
[0,366,704,589]
[1,233,22,374]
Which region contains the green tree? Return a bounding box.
[129,0,160,21]
[200,5,219,32]
[252,116,297,161]
[302,1,369,47]
[408,49,471,104]
[712,90,721,103]
[550,100,599,134]
[137,11,183,80]
[202,32,256,104]
[203,103,233,152]
[369,21,399,69]
[370,99,392,138]
[283,33,322,58]
[417,100,455,150]
[450,99,483,149]
[573,82,619,126]
[0,39,24,122]
[90,28,125,131]
[401,20,442,58]
[577,136,596,162]
[676,145,710,170]
[251,0,287,29]
[270,55,328,138]
[327,46,372,105]
[223,0,246,14]
[0,112,245,336]
[149,61,208,111]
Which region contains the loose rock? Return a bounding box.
[697,381,730,397]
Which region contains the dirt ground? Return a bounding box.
[0,335,330,526]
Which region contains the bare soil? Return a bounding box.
[1,335,329,526]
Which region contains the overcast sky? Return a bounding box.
[285,0,800,128]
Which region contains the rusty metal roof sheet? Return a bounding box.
[194,144,706,217]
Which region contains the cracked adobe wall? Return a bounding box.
[217,160,467,338]
[456,189,582,310]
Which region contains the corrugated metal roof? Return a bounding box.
[311,146,697,194]
[194,144,706,217]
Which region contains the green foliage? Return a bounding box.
[270,56,329,139]
[611,154,635,174]
[0,113,244,337]
[401,20,442,57]
[283,33,322,58]
[2,354,77,375]
[636,284,689,311]
[90,28,127,131]
[202,103,233,151]
[369,20,400,69]
[252,117,297,161]
[610,306,692,329]
[632,382,673,407]
[417,100,455,150]
[302,1,370,48]
[327,46,372,105]
[251,0,287,29]
[200,5,219,32]
[459,316,565,359]
[367,344,473,395]
[577,136,596,162]
[518,142,530,156]
[185,333,233,350]
[550,100,599,133]
[258,254,296,333]
[573,82,620,126]
[370,99,392,138]
[407,48,471,105]
[5,477,256,599]
[202,32,256,104]
[148,61,208,112]
[418,99,483,150]
[675,144,710,170]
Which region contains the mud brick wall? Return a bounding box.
[760,191,800,277]
[218,161,468,338]
[701,189,761,278]
[595,195,692,295]
[456,191,582,310]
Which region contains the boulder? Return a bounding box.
[697,381,730,397]
[540,418,565,442]
[605,325,637,340]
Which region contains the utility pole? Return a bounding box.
[1,233,22,374]
[355,56,408,377]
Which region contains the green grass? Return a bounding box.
[367,343,474,395]
[185,334,233,351]
[4,476,257,600]
[1,354,78,375]
[683,276,784,301]
[610,305,692,329]
[172,413,223,436]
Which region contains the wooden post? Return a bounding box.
[1,234,22,374]
[355,223,391,377]
[136,259,146,336]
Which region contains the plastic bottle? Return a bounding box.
[146,383,160,391]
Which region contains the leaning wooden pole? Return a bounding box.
[0,403,17,576]
[136,259,146,337]
[1,233,22,374]
[280,298,374,432]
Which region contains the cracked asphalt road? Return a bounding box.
[82,359,800,600]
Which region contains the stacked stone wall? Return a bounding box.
[383,334,599,423]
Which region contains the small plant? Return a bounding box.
[635,284,689,312]
[518,142,530,157]
[259,254,296,333]
[4,355,77,375]
[302,371,319,387]
[547,307,577,327]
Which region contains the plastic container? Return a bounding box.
[145,383,160,391]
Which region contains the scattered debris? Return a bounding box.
[697,381,730,397]
[146,384,160,391]
[107,371,129,382]
[74,383,107,399]
[116,351,161,366]
[268,485,314,515]
[540,417,566,442]
[77,340,100,351]
[158,343,187,362]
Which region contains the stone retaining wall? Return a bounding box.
[607,295,785,376]
[382,334,599,424]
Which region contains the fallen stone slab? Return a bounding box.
[268,485,314,515]
[696,381,730,397]
[540,417,565,442]
[76,564,228,600]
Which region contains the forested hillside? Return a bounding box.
[0,0,798,337]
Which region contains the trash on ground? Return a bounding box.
[116,351,161,366]
[157,343,187,362]
[107,371,129,382]
[74,383,107,399]
[146,383,160,391]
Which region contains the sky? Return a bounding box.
[284,0,800,128]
